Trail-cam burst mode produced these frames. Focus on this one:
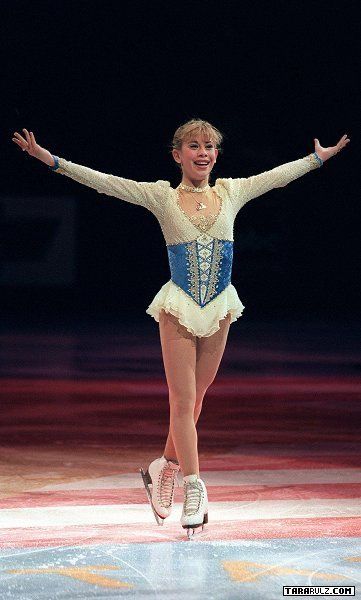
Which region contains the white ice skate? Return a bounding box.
[181,474,208,539]
[139,455,181,525]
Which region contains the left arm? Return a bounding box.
[217,134,350,214]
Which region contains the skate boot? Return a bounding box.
[139,455,181,525]
[181,473,208,539]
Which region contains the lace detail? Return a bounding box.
[146,280,245,337]
[183,481,204,516]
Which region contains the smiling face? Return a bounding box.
[172,135,219,188]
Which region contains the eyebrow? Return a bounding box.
[188,140,213,144]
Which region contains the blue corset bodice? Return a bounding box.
[167,234,233,307]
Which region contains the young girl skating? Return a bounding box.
[12,120,350,538]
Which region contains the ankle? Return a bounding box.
[183,473,199,483]
[163,455,179,465]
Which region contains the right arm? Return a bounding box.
[12,129,169,216]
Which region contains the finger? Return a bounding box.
[24,128,34,150]
[340,137,350,148]
[14,131,27,144]
[13,140,26,151]
[30,131,37,145]
[23,128,31,146]
[12,137,26,150]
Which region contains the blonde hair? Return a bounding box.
[171,118,223,150]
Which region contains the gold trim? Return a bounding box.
[170,279,230,308]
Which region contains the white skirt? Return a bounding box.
[145,280,245,338]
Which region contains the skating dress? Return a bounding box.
[50,152,322,337]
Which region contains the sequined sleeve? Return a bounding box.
[52,157,170,218]
[216,153,322,215]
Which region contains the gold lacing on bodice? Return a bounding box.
[175,187,223,233]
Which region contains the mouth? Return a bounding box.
[193,161,210,170]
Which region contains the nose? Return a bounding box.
[198,148,208,156]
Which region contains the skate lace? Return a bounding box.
[158,464,179,508]
[183,481,203,516]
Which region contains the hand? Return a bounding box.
[12,128,41,156]
[314,134,350,162]
[12,128,54,165]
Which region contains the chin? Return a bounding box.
[193,169,211,177]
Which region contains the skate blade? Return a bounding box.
[139,468,165,526]
[183,513,208,540]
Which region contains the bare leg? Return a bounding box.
[162,312,232,467]
[158,310,198,476]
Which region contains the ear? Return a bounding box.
[214,148,219,162]
[172,148,182,164]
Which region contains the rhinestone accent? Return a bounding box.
[178,183,210,193]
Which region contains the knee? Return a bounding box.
[169,390,196,418]
[193,386,207,414]
[196,381,213,401]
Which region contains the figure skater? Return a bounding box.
[12,121,350,538]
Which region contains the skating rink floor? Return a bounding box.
[0,318,360,599]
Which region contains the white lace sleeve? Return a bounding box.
[53,157,170,218]
[216,153,321,216]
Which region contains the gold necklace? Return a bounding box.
[178,183,210,210]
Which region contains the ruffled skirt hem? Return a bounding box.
[145,280,245,337]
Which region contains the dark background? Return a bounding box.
[1,0,359,328]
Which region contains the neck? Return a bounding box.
[180,175,209,189]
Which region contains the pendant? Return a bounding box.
[196,202,207,210]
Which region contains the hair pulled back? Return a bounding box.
[171,118,223,151]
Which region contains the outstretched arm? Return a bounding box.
[217,134,350,215]
[12,128,169,217]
